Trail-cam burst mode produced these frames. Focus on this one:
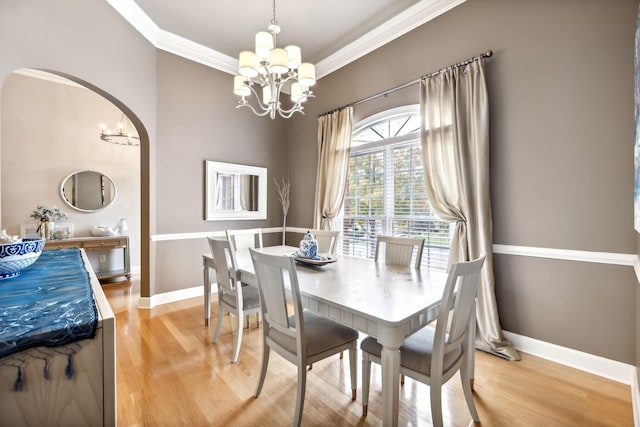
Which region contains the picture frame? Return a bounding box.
[204,160,267,221]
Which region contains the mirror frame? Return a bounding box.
[205,160,267,221]
[60,169,117,212]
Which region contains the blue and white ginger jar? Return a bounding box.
[299,231,319,260]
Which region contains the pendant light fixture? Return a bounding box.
[234,0,316,119]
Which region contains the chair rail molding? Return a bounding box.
[493,243,636,267]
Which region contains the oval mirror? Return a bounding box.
[60,170,117,212]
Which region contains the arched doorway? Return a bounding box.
[0,69,150,295]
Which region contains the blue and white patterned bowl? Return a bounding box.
[0,238,46,280]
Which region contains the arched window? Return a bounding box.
[339,105,452,271]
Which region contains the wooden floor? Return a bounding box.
[103,278,633,426]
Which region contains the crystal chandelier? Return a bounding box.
[99,112,140,146]
[234,0,316,119]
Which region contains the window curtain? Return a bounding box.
[420,59,519,361]
[314,107,353,230]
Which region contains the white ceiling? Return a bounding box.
[106,0,465,78]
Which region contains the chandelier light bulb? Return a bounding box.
[290,82,306,103]
[234,76,251,96]
[239,51,259,78]
[285,45,301,68]
[263,86,272,104]
[255,31,273,60]
[297,63,316,87]
[269,48,289,74]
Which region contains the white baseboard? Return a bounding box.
[137,288,634,386]
[504,331,634,385]
[137,285,205,309]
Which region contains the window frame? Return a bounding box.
[338,105,452,271]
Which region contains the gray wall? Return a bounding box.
[152,51,287,294]
[286,0,638,364]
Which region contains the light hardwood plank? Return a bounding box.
[103,278,632,426]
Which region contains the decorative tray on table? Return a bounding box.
[291,252,337,266]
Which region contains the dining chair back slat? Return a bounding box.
[226,228,263,252]
[308,229,339,255]
[374,235,425,269]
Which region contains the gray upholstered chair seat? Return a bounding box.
[360,328,462,376]
[221,285,261,310]
[268,311,359,358]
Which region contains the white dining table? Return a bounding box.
[208,245,450,427]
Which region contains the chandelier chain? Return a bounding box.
[271,0,278,26]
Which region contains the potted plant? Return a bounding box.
[31,205,67,239]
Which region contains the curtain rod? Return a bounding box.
[318,50,493,118]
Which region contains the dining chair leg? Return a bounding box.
[361,352,371,416]
[293,365,307,427]
[211,304,224,344]
[348,347,357,401]
[430,382,444,427]
[254,345,270,397]
[461,363,480,422]
[231,313,243,363]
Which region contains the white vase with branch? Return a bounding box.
[274,177,290,245]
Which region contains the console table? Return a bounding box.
[45,236,131,282]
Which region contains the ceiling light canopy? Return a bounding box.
[234,0,316,119]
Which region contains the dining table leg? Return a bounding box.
[203,263,211,326]
[380,343,402,427]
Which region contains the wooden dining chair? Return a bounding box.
[249,248,359,427]
[226,228,263,252]
[360,254,486,426]
[374,235,425,269]
[208,237,261,364]
[308,229,339,255]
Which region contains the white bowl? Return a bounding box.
[0,238,45,280]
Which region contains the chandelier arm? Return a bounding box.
[236,102,273,117]
[245,83,272,112]
[277,108,305,119]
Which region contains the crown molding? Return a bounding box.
[105,0,160,43]
[155,30,238,75]
[106,0,465,79]
[315,0,467,78]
